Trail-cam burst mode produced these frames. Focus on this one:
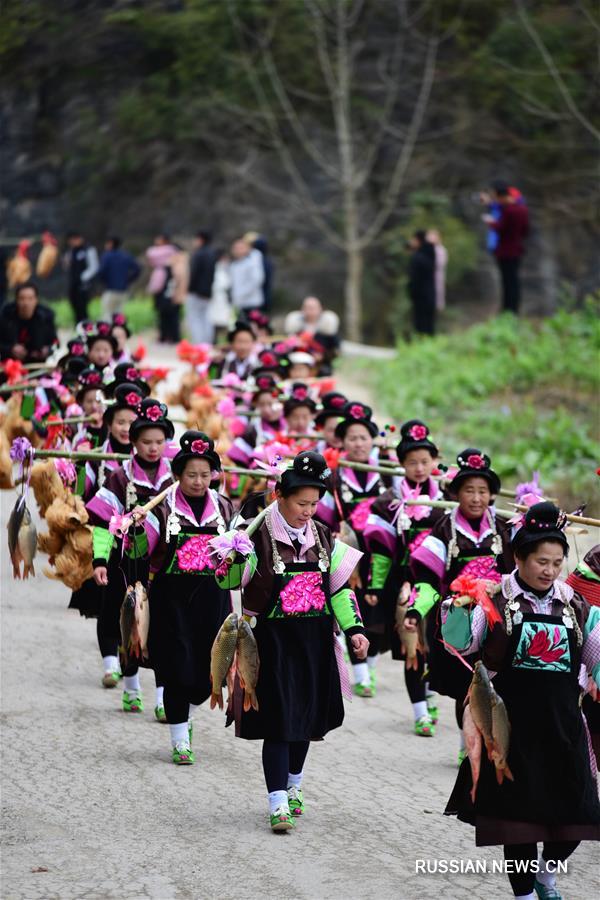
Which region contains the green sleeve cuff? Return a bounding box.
[215,552,258,590]
[125,529,148,559]
[331,588,363,633]
[412,582,440,618]
[92,525,115,562]
[75,464,86,497]
[441,605,475,651]
[369,552,392,591]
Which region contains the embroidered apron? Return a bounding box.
[235,560,344,742]
[447,610,600,839]
[148,524,231,695]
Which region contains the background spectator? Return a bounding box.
[0,281,58,362]
[426,228,448,312]
[146,234,179,343]
[65,231,99,323]
[284,295,340,373]
[229,238,264,313]
[483,180,530,314]
[98,236,141,319]
[209,248,232,343]
[244,231,274,312]
[186,230,217,344]
[407,230,436,335]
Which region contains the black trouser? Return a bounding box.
[163,686,205,724]
[503,841,579,896]
[347,630,380,665]
[412,296,436,335]
[69,285,90,324]
[96,584,162,685]
[154,294,181,343]
[404,650,427,703]
[498,257,521,313]
[262,740,310,792]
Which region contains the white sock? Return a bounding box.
[458,729,465,751]
[514,894,534,900]
[413,700,428,720]
[353,662,370,686]
[367,655,377,670]
[188,703,199,722]
[426,689,437,703]
[123,674,141,695]
[103,655,119,674]
[287,771,303,789]
[268,790,288,814]
[169,722,189,747]
[536,856,557,888]
[155,686,164,707]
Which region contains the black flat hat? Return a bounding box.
[283,382,317,416]
[171,429,221,476]
[103,382,144,424]
[105,362,150,399]
[75,366,105,404]
[512,501,569,555]
[448,447,501,496]
[334,401,379,439]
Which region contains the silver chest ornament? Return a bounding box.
[126,479,138,510]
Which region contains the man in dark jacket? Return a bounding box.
[98,236,141,319]
[65,231,99,323]
[186,230,217,344]
[0,281,58,362]
[407,231,436,336]
[484,181,530,314]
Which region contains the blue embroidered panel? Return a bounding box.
[512,622,571,673]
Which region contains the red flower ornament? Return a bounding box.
[145,404,162,422]
[409,424,428,440]
[191,439,209,454]
[467,453,485,469]
[349,404,365,419]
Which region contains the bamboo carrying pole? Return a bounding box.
[403,497,600,528]
[33,449,130,462]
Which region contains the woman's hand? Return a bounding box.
[130,505,147,524]
[93,566,108,586]
[364,593,379,607]
[351,634,369,660]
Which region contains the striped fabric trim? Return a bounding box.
[316,491,337,528]
[87,487,124,522]
[411,535,446,579]
[330,541,362,595]
[145,509,161,556]
[364,513,397,554]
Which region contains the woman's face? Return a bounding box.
[277,486,320,528]
[87,339,114,368]
[402,449,436,484]
[321,415,342,449]
[286,406,312,434]
[178,458,213,497]
[343,423,373,462]
[133,427,166,463]
[110,409,136,445]
[289,363,312,380]
[256,392,280,423]
[81,389,104,424]
[516,541,565,592]
[112,326,128,352]
[232,332,254,360]
[457,477,492,519]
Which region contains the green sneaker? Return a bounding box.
[102,671,121,688]
[154,705,167,723]
[426,697,439,724]
[172,743,195,765]
[534,880,562,900]
[122,691,144,713]
[414,715,435,737]
[270,805,294,832]
[369,667,377,689]
[457,748,467,766]
[353,683,374,698]
[188,719,193,747]
[287,786,305,816]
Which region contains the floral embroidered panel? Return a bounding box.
[512,622,571,673]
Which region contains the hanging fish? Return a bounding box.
[7,495,37,579]
[210,613,239,709]
[237,618,260,712]
[134,581,150,660]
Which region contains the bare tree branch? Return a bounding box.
[515,0,600,142]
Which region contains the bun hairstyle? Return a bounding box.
[449,447,501,496]
[103,382,144,424]
[279,450,330,497]
[512,501,569,558]
[129,398,174,441]
[334,400,379,440]
[315,391,348,427]
[396,419,438,462]
[75,366,105,404]
[252,372,280,404]
[86,321,118,353]
[105,362,150,399]
[283,382,317,416]
[111,312,131,337]
[171,430,221,476]
[62,356,88,385]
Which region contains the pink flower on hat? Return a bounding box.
[113,313,126,326]
[86,372,101,384]
[257,376,272,389]
[349,403,365,419]
[97,322,111,335]
[71,342,84,355]
[293,386,308,400]
[191,438,209,454]
[409,424,428,440]
[330,396,345,408]
[126,367,139,381]
[260,353,277,368]
[125,392,141,407]
[145,404,162,422]
[467,453,485,469]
